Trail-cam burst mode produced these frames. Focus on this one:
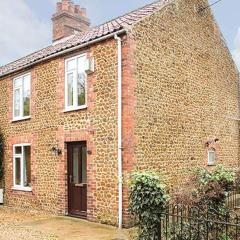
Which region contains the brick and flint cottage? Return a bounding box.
[0,0,239,227]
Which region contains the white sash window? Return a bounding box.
[13,73,31,121]
[208,148,216,166]
[13,144,32,191]
[65,54,87,111]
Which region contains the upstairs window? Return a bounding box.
[208,148,216,166]
[65,54,87,111]
[13,144,31,191]
[13,73,31,120]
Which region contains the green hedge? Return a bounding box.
[129,171,169,240]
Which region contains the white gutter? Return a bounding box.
[114,34,123,229]
[0,29,126,79]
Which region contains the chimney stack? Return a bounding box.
[52,0,90,42]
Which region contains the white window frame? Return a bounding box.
[64,54,87,112]
[13,73,31,121]
[12,144,32,192]
[208,148,216,166]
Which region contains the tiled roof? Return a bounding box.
[0,0,171,77]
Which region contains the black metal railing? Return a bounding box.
[158,204,240,240]
[227,189,240,210]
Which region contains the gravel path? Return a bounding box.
[0,206,131,240]
[0,206,57,240]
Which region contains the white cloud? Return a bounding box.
[232,28,240,70]
[0,0,51,66]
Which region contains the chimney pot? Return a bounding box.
[56,2,62,12]
[75,5,80,14]
[80,8,87,17]
[68,1,75,14]
[61,0,69,11]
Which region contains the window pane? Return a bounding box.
[77,56,86,72]
[77,56,86,106]
[23,76,30,117]
[23,146,31,187]
[77,73,86,106]
[73,147,79,184]
[14,78,22,88]
[15,146,22,154]
[67,73,74,107]
[208,150,215,165]
[15,157,21,186]
[67,59,75,71]
[14,88,21,117]
[81,146,87,184]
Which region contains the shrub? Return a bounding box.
[172,165,236,213]
[196,166,235,191]
[129,171,169,240]
[194,166,235,212]
[168,166,238,240]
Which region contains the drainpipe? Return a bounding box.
[114,34,123,229]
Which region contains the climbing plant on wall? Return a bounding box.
[129,171,169,240]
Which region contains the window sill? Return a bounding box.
[12,116,31,123]
[11,186,32,192]
[208,163,216,166]
[63,105,87,113]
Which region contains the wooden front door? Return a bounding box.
[67,142,87,218]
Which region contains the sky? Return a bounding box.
[0,0,240,68]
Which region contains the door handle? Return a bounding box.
[75,183,84,187]
[75,183,87,187]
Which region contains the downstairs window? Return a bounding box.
[208,148,216,166]
[13,144,31,191]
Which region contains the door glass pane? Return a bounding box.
[15,157,21,186]
[73,147,79,184]
[23,75,30,117]
[14,88,21,117]
[77,73,86,106]
[15,146,22,154]
[67,73,74,107]
[81,146,87,184]
[23,146,31,187]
